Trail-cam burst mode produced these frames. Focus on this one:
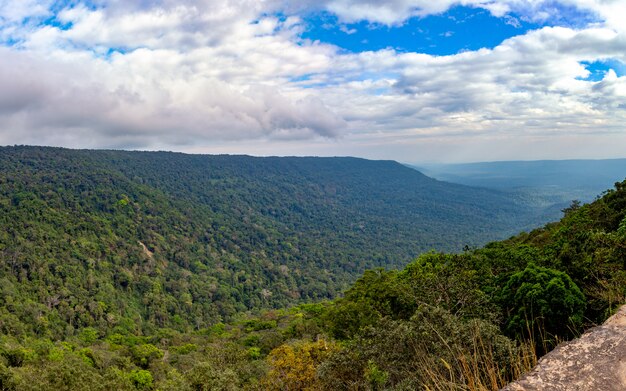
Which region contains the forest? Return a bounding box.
[0,146,551,334]
[0,146,624,390]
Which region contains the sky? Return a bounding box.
[0,0,625,163]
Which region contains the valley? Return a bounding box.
[0,146,624,390]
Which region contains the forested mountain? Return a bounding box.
[0,145,547,338]
[0,146,624,390]
[283,179,625,390]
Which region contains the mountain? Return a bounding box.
[1,146,624,390]
[415,159,626,215]
[249,178,626,390]
[0,145,548,337]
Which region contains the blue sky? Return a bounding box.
[580,59,626,81]
[302,6,541,55]
[0,0,625,162]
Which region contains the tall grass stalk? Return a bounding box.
[417,329,538,391]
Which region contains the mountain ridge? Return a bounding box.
[0,145,548,337]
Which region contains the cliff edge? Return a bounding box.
[503,305,626,391]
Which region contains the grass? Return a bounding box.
[419,330,538,391]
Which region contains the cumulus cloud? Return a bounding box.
[311,0,625,28]
[0,0,625,161]
[321,25,626,139]
[0,1,346,148]
[0,47,345,148]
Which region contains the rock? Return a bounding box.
[503,305,626,391]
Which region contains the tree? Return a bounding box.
[130,344,164,369]
[128,370,153,390]
[500,264,586,340]
[185,362,238,391]
[263,339,338,390]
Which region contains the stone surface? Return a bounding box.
[503,305,626,391]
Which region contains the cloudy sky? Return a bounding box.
[1,0,625,163]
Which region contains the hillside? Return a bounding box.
[230,177,625,390]
[0,146,545,337]
[0,147,624,390]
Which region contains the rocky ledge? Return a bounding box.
[503,305,626,391]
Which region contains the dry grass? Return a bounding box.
[418,331,538,391]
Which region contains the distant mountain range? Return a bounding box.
[414,159,626,220]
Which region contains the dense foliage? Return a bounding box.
[499,264,586,339]
[273,180,624,390]
[0,146,624,390]
[0,146,546,338]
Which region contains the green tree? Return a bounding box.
[128,370,153,390]
[185,362,238,391]
[130,344,164,369]
[500,264,586,339]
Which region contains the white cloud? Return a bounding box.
[0,0,625,161]
[301,24,626,158]
[0,46,345,148]
[0,0,52,23]
[301,0,625,30]
[0,1,346,148]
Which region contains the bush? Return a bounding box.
[318,306,525,390]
